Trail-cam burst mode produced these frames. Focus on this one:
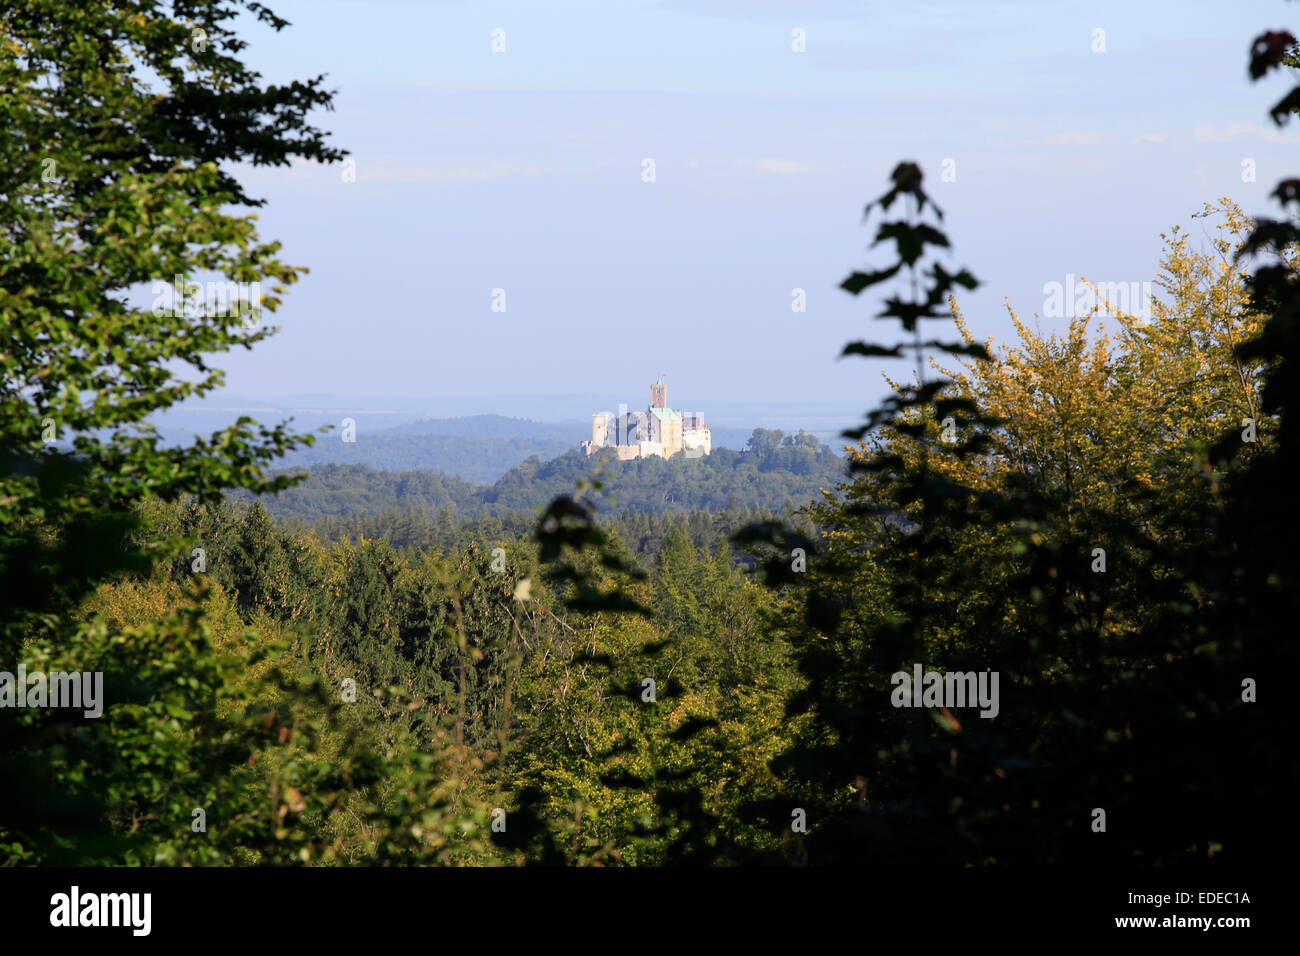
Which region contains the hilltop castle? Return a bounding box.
[581,377,711,460]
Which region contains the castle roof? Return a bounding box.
[649,407,680,420]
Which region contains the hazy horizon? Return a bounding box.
[154,388,863,452]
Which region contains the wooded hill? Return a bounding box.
[233,414,790,485]
[247,428,845,527]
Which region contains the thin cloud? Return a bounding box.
[1192,121,1300,143]
[734,158,815,174]
[1043,130,1117,146]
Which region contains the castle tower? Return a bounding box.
[650,375,667,410]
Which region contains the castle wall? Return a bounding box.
[661,418,682,456]
[682,426,711,456]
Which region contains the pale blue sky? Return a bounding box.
[206,0,1298,412]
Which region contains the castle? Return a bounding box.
[581,377,712,460]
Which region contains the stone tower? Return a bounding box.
[650,375,667,410]
[591,412,609,447]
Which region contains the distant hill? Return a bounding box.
[384,414,580,440]
[147,393,859,457]
[263,415,828,484]
[253,436,848,527]
[378,413,810,452]
[272,416,578,485]
[148,408,844,485]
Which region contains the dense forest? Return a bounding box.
[245,427,842,541]
[257,484,816,561]
[3,186,1288,866]
[1,0,1294,878]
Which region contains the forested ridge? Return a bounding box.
[246,427,842,538]
[175,414,794,486]
[1,0,1293,876]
